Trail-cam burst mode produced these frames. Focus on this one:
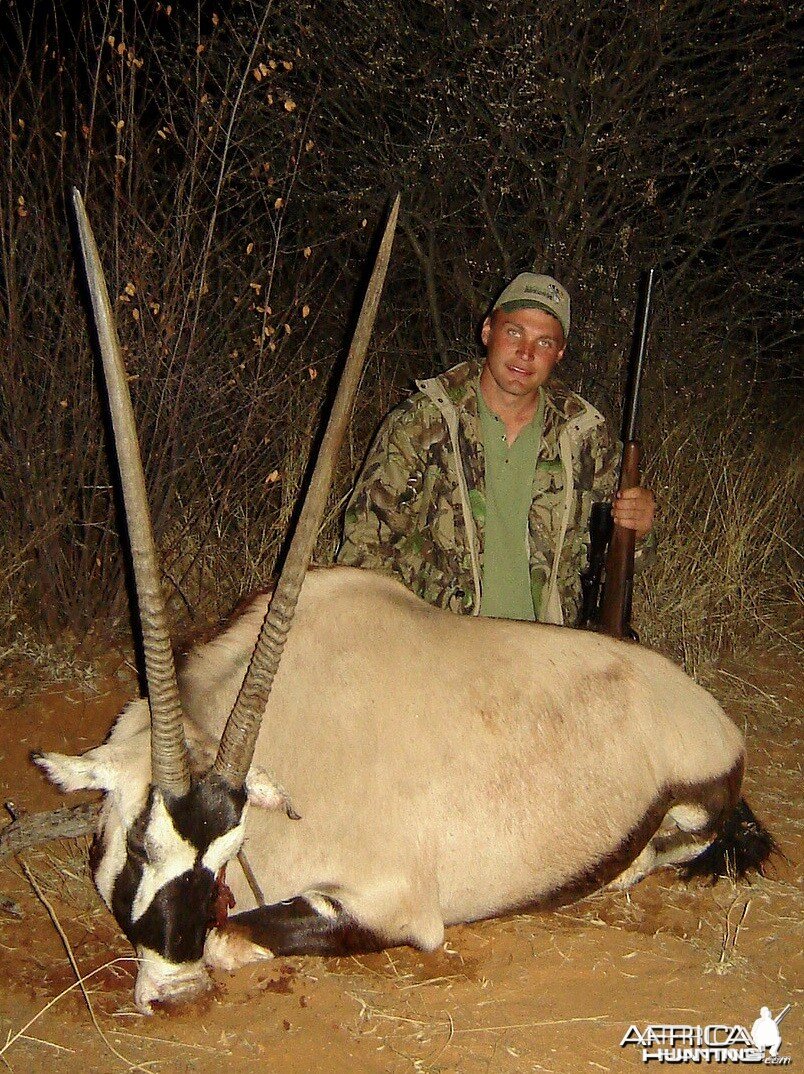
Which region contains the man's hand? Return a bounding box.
[612,486,655,539]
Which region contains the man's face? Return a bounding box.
[480,308,566,402]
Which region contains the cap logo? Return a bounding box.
[523,283,561,304]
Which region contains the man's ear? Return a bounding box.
[480,315,492,347]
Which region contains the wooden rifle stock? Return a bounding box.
[597,268,656,640]
[598,441,639,637]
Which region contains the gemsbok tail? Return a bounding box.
[683,798,779,882]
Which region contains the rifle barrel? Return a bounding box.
[621,268,656,443]
[597,267,657,639]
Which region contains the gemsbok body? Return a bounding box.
[35,191,774,1014]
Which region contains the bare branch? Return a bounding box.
[0,804,101,861]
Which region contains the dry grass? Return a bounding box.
[636,389,802,678]
[0,613,100,698]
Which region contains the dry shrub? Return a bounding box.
[0,1,353,645]
[0,0,798,668]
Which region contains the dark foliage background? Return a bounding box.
[0,0,800,667]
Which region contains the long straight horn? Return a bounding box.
[213,194,401,789]
[70,188,190,798]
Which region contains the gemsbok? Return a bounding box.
[24,190,775,1014]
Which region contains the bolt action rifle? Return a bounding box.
[578,268,656,639]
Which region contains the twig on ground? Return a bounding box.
[1,857,149,1072]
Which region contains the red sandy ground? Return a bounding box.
[0,651,800,1073]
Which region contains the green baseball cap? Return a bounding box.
[492,273,570,338]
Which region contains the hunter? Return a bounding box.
[337,273,655,624]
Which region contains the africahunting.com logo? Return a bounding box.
[620,1004,792,1064]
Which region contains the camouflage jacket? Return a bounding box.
[337,360,621,624]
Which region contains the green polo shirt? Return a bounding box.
[477,389,545,620]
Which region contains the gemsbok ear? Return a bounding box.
[245,765,301,818]
[33,749,117,793]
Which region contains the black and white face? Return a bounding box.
[108,778,248,1010]
[36,743,248,1012]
